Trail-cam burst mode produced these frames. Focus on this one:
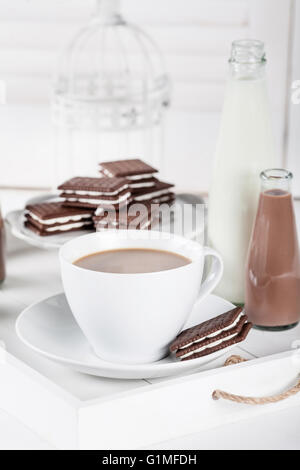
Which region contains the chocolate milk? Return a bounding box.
[245,189,300,329]
[0,212,5,284]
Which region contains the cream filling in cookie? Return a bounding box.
[26,211,92,225]
[45,221,92,232]
[129,182,156,189]
[179,313,244,350]
[101,168,155,180]
[65,192,131,205]
[127,173,156,181]
[179,332,238,359]
[63,185,128,197]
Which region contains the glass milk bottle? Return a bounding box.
[245,169,300,330]
[208,40,277,304]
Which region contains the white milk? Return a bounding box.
[208,40,277,304]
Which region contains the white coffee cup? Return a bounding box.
[60,230,223,364]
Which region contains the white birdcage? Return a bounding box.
[52,0,171,184]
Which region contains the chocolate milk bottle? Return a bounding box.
[0,206,5,284]
[245,169,300,330]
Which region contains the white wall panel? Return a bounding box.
[0,50,227,81]
[0,0,292,192]
[287,0,300,196]
[3,79,227,111]
[0,23,247,54]
[0,0,248,25]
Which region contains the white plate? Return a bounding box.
[6,193,205,250]
[5,193,95,250]
[16,293,236,380]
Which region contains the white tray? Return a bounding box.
[2,230,300,450]
[1,344,300,449]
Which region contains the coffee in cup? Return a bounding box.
[74,248,191,274]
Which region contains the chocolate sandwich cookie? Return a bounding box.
[128,177,159,194]
[99,159,160,193]
[169,307,252,361]
[151,193,176,206]
[133,181,175,203]
[58,176,131,209]
[99,172,158,194]
[99,159,158,180]
[180,323,252,361]
[25,202,94,236]
[25,220,94,236]
[176,314,248,359]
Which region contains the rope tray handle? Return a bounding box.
[212,355,300,405]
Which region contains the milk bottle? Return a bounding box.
[208,40,277,304]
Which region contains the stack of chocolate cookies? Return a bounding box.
[95,159,174,231]
[24,158,175,236]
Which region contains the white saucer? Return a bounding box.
[16,293,236,380]
[6,194,94,250]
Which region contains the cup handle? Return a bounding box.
[196,247,223,303]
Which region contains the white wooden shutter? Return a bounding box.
[0,0,292,191]
[287,0,300,196]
